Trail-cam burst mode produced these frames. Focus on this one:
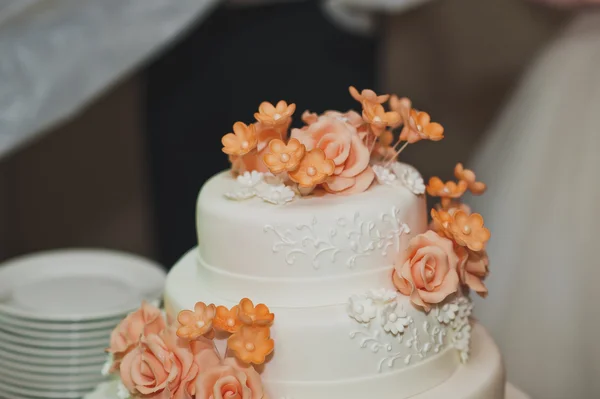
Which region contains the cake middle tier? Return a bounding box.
[196,169,428,306]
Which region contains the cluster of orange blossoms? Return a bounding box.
[176,298,275,365]
[221,86,446,193]
[427,164,491,296]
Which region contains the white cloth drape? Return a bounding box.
[470,10,600,399]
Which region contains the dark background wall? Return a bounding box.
[146,1,377,266]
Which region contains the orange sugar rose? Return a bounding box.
[454,163,487,195]
[222,122,258,156]
[450,211,491,252]
[392,231,460,311]
[238,298,274,327]
[455,246,489,298]
[227,325,274,365]
[263,138,306,174]
[288,148,335,188]
[194,357,266,399]
[349,86,390,104]
[176,302,217,340]
[254,100,296,127]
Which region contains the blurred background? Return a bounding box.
[0,0,596,398]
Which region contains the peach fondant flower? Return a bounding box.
[177,302,217,340]
[195,358,266,399]
[291,115,373,194]
[454,163,487,195]
[222,122,258,156]
[231,124,281,175]
[361,101,401,136]
[455,246,489,297]
[228,326,274,365]
[430,208,454,239]
[392,231,460,311]
[302,110,318,125]
[404,109,444,142]
[214,305,243,333]
[426,177,468,199]
[450,211,491,252]
[120,326,221,399]
[391,96,444,144]
[323,110,366,130]
[349,86,389,104]
[238,298,274,327]
[263,138,306,174]
[254,100,296,128]
[288,148,335,188]
[107,301,166,370]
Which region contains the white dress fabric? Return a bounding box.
[470,10,600,399]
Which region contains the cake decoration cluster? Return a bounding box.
[392,163,490,311]
[221,86,444,202]
[104,299,273,399]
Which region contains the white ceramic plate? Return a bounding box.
[0,338,105,358]
[0,346,106,366]
[0,328,108,349]
[0,378,94,398]
[0,311,122,331]
[0,321,112,340]
[0,365,105,384]
[0,355,103,375]
[0,249,166,321]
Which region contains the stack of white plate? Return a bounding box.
[0,249,166,399]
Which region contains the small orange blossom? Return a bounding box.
[362,101,401,136]
[227,325,274,365]
[288,149,335,188]
[349,86,389,104]
[222,122,258,156]
[263,138,306,174]
[450,211,491,252]
[213,305,243,333]
[454,163,486,195]
[176,302,216,340]
[254,101,296,127]
[426,177,468,199]
[238,298,274,327]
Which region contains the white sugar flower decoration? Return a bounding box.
[455,296,473,320]
[257,184,295,205]
[238,170,264,187]
[400,168,425,195]
[116,380,131,399]
[367,288,398,304]
[381,304,412,335]
[436,302,460,324]
[101,353,113,377]
[347,295,377,324]
[452,323,472,363]
[225,171,265,200]
[373,165,397,185]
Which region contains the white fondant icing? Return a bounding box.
[164,251,468,398]
[85,323,506,399]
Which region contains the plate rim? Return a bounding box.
[0,248,166,322]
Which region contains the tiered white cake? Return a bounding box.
[162,166,504,399]
[96,88,505,399]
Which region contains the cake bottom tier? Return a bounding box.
[87,324,505,399]
[160,248,505,399]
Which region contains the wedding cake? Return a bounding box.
[93,87,505,399]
